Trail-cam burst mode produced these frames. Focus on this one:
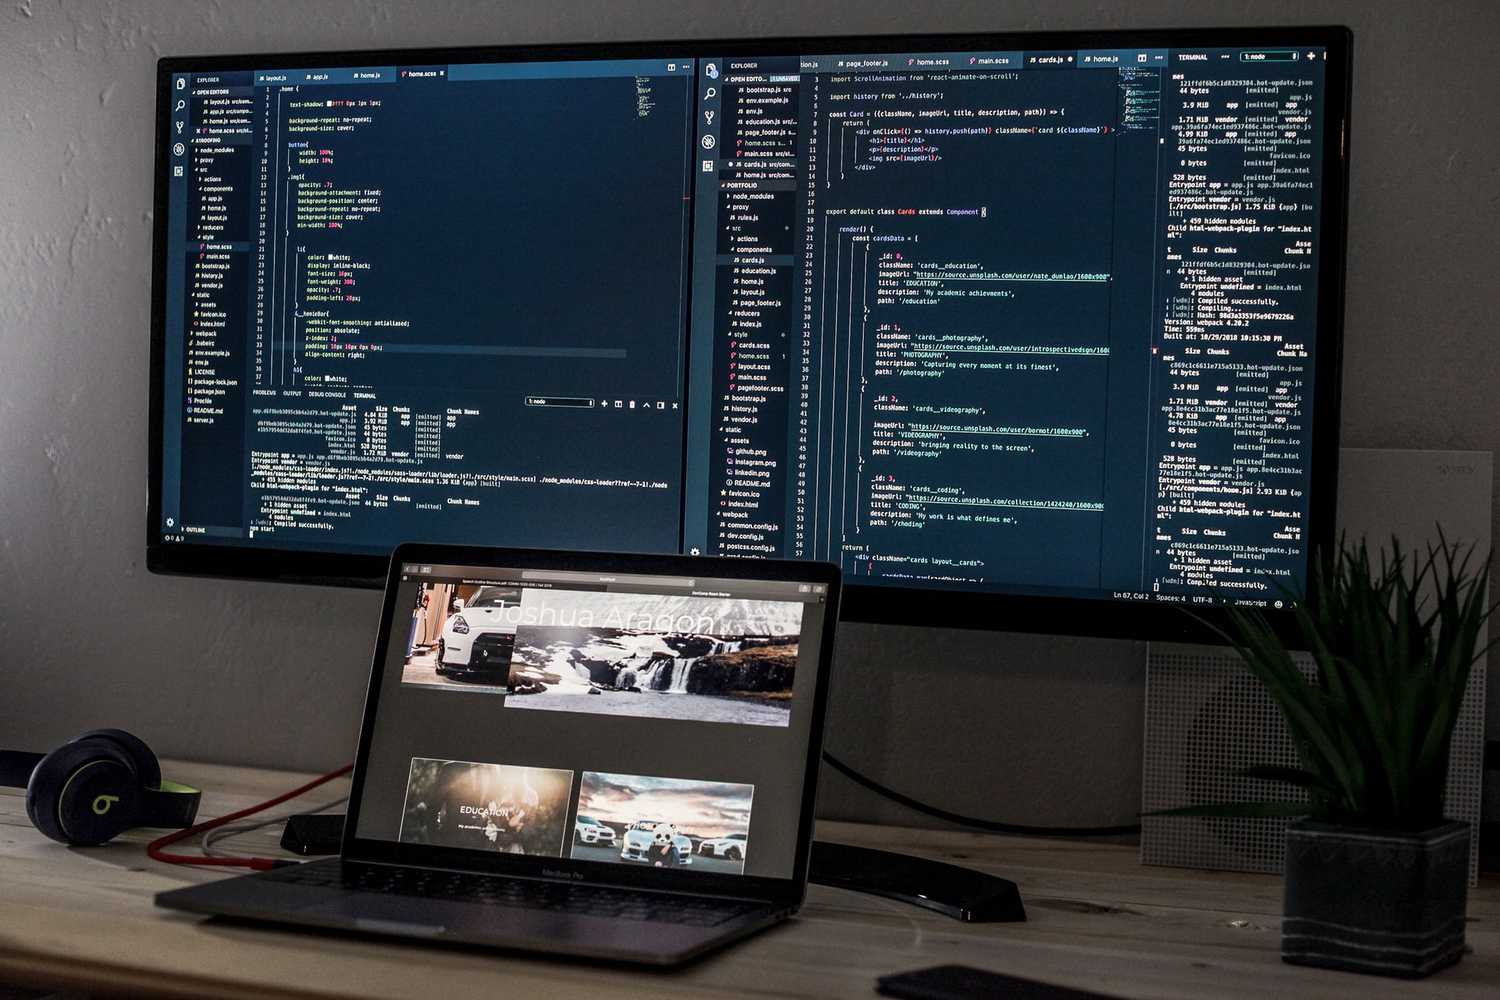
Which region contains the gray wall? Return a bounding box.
[2,1,1497,833]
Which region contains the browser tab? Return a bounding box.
[1078,48,1168,68]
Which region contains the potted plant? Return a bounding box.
[1159,533,1494,978]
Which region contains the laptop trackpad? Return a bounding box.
[300,893,576,939]
[301,895,449,934]
[354,916,445,937]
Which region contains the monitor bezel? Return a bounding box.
[337,543,842,902]
[148,25,1352,644]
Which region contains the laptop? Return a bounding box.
[156,543,842,966]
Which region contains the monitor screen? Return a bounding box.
[150,29,1350,635]
[349,553,835,886]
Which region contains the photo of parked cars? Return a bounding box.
[400,582,521,694]
[568,771,754,875]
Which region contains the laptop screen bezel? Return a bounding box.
[339,542,842,902]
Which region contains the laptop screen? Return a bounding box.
[351,555,834,882]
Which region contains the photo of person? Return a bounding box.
[504,591,804,727]
[569,772,754,875]
[399,758,572,856]
[400,582,522,694]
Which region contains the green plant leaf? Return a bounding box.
[1339,653,1405,814]
[1184,528,1492,828]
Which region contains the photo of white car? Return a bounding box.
[435,586,521,681]
[696,832,747,861]
[573,814,617,847]
[619,820,692,865]
[569,772,751,874]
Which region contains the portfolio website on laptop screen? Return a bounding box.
[353,561,832,879]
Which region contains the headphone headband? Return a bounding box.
[141,780,202,828]
[0,751,45,789]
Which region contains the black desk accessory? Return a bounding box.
[809,842,1025,922]
[877,964,1118,999]
[280,812,346,855]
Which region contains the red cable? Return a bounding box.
[146,763,353,870]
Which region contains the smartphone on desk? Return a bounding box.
[877,965,1120,1000]
[280,813,344,856]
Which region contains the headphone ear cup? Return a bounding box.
[26,740,141,846]
[70,728,162,790]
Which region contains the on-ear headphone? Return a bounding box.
[1,729,201,846]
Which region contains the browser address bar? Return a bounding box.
[520,569,697,588]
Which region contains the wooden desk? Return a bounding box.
[2,761,1496,999]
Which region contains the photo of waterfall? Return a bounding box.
[502,592,804,727]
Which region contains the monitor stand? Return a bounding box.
[808,840,1025,922]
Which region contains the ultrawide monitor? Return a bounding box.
[149,27,1351,638]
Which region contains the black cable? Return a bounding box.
[822,750,1141,838]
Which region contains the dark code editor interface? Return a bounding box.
[159,42,1333,607]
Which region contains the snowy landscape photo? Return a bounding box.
[501,590,804,727]
[569,771,754,875]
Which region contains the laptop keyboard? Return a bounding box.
[267,862,764,927]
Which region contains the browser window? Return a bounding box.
[354,562,831,879]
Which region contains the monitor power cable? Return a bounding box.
[822,751,1141,838]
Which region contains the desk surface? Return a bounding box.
[1,760,1496,999]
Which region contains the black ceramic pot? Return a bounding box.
[1282,819,1469,977]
